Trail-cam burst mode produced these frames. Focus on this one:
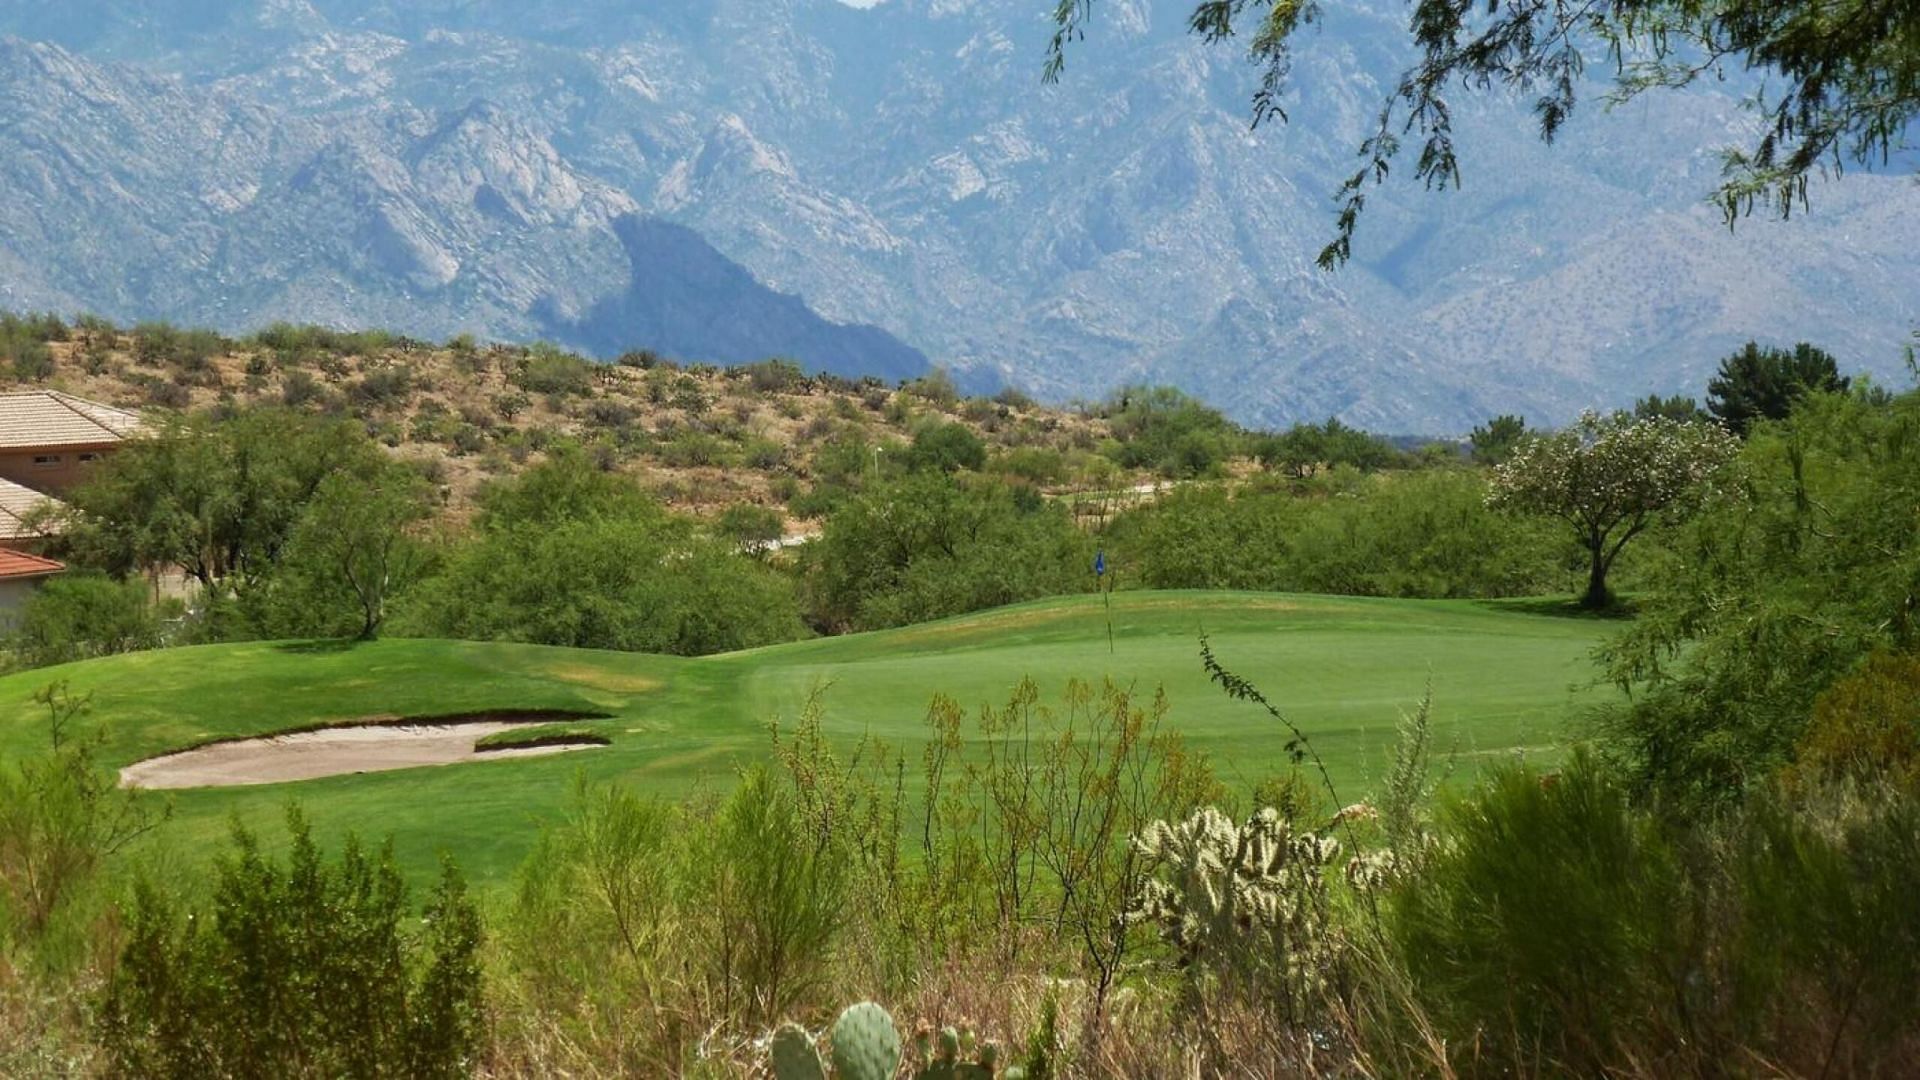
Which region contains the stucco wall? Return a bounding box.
[0,446,113,497]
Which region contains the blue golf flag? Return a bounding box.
[1094,551,1106,577]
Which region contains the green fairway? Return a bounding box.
[0,591,1617,887]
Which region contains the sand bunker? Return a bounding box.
[121,719,604,790]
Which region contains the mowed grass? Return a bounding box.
[0,591,1618,887]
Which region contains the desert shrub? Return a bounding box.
[500,781,687,1067]
[81,336,116,376]
[1286,470,1571,597]
[1103,386,1240,478]
[1108,472,1572,598]
[144,380,190,409]
[6,574,166,669]
[5,337,53,381]
[992,446,1068,485]
[959,397,1001,425]
[811,429,882,486]
[510,345,594,396]
[804,473,1092,631]
[585,398,635,431]
[1394,750,1687,1074]
[903,368,959,409]
[717,503,785,553]
[1786,650,1920,792]
[0,684,166,947]
[655,429,732,468]
[903,421,987,474]
[0,312,68,344]
[742,437,788,470]
[1107,486,1299,590]
[745,358,806,393]
[669,376,711,415]
[1384,749,1920,1076]
[692,768,849,1024]
[449,424,486,455]
[346,364,413,409]
[994,385,1037,410]
[396,450,805,654]
[100,810,483,1079]
[1254,419,1401,477]
[131,322,224,372]
[279,369,320,407]
[1719,790,1920,1075]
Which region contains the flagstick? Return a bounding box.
[1103,573,1115,656]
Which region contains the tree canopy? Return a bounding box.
[1048,0,1920,265]
[1706,341,1850,435]
[1489,412,1739,608]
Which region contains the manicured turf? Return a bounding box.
[0,591,1618,887]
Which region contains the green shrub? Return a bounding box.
[510,345,594,396]
[1601,387,1920,804]
[6,338,53,381]
[805,473,1092,631]
[693,768,849,1024]
[1110,471,1570,598]
[992,447,1068,485]
[99,810,483,1079]
[346,364,413,409]
[1102,386,1239,478]
[903,421,987,474]
[718,503,785,553]
[656,430,733,468]
[903,369,959,409]
[746,358,806,393]
[1787,650,1920,792]
[0,683,167,946]
[1394,750,1685,1073]
[397,451,806,654]
[7,574,166,669]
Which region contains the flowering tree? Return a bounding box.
[1488,412,1740,609]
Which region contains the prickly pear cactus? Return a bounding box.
[771,1022,828,1080]
[911,1025,1002,1079]
[770,1004,1018,1079]
[830,1002,902,1080]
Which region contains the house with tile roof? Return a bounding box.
[0,477,61,552]
[0,549,64,617]
[0,389,144,497]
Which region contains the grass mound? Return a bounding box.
[474,724,613,753]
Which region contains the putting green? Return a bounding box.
[0,591,1618,886]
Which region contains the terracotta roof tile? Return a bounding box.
[0,390,144,450]
[0,549,63,580]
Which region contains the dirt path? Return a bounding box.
[120,722,599,790]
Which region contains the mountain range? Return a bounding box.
[0,0,1914,430]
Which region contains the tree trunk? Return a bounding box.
[1582,541,1611,610]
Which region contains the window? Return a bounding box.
[31,454,61,468]
[78,452,99,463]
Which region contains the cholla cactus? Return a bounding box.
[1127,806,1341,1009]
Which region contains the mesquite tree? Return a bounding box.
[1488,412,1739,609]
